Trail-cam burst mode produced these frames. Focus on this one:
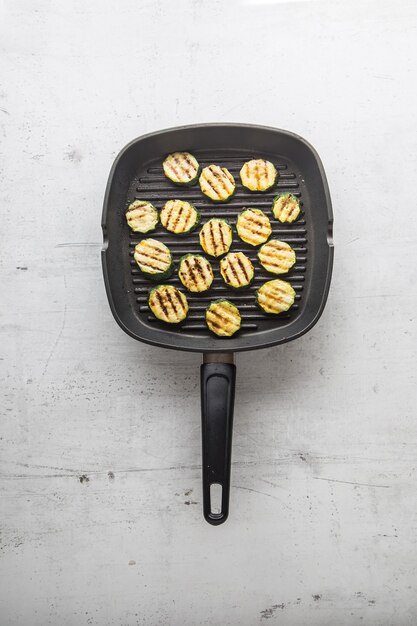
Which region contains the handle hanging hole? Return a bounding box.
[210,483,223,515]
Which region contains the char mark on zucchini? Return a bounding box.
[236,208,272,246]
[220,252,254,289]
[240,159,278,192]
[148,285,189,323]
[160,199,199,234]
[199,165,236,202]
[272,193,301,223]
[125,200,158,233]
[199,218,233,257]
[134,238,173,280]
[205,299,241,337]
[178,254,214,292]
[163,152,200,186]
[258,239,296,274]
[256,279,296,314]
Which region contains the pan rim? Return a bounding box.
[102,123,333,353]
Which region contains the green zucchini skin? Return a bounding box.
[163,152,200,186]
[148,285,189,323]
[205,299,241,337]
[160,199,200,235]
[134,238,174,281]
[271,193,301,223]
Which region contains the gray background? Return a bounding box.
[1,0,416,624]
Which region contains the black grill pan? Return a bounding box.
[102,123,333,525]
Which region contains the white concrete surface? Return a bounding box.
[1,0,417,624]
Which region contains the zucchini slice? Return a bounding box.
[205,299,241,337]
[220,252,254,289]
[178,254,213,293]
[160,199,199,235]
[148,285,189,323]
[163,152,200,186]
[240,159,278,192]
[236,208,272,246]
[272,193,301,223]
[258,239,296,274]
[134,238,173,280]
[199,165,235,202]
[199,218,233,257]
[256,279,296,314]
[125,200,158,233]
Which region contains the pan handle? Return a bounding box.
[200,353,236,525]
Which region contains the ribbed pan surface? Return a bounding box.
[127,151,307,335]
[102,124,333,353]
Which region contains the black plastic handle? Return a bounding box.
[200,359,236,525]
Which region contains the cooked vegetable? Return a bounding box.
[258,239,296,274]
[272,193,301,223]
[199,218,233,257]
[240,159,278,192]
[205,299,241,337]
[256,279,296,314]
[199,165,235,202]
[160,199,199,235]
[236,208,272,246]
[220,252,254,289]
[148,285,189,323]
[178,254,214,293]
[163,152,200,186]
[134,238,173,280]
[125,200,158,233]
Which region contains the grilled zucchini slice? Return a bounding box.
[240,159,278,192]
[206,299,241,337]
[148,285,189,323]
[160,199,199,235]
[236,208,272,246]
[178,254,214,293]
[258,239,296,274]
[220,252,254,289]
[272,193,301,223]
[199,218,233,257]
[256,279,295,314]
[199,165,235,202]
[125,200,158,233]
[163,152,200,186]
[134,238,173,280]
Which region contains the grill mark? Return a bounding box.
[209,220,217,255]
[174,154,192,181]
[172,289,186,314]
[208,309,230,324]
[212,167,229,195]
[172,203,184,231]
[166,160,181,181]
[207,168,223,198]
[182,154,197,177]
[228,258,241,285]
[194,256,209,286]
[136,248,169,264]
[255,161,260,190]
[204,174,221,199]
[154,291,169,318]
[209,306,240,328]
[287,204,300,221]
[245,162,250,183]
[164,288,178,317]
[218,222,226,250]
[185,259,199,288]
[236,255,250,281]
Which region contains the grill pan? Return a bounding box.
[102,123,333,525]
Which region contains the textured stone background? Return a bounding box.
[1,0,416,624]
